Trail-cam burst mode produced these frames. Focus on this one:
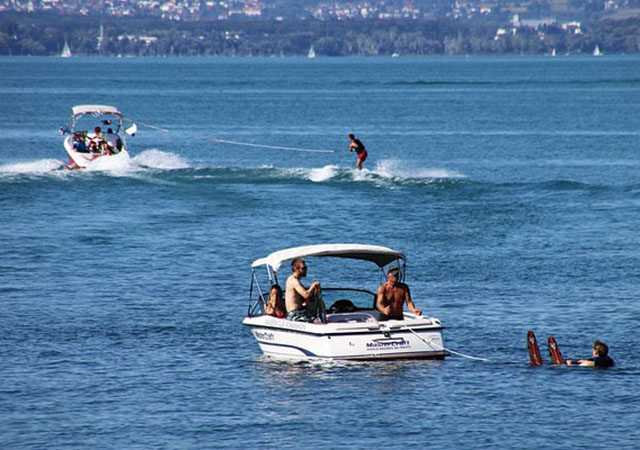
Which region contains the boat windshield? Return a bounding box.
[72,113,124,137]
[322,287,376,313]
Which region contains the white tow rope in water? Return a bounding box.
[404,326,491,362]
[204,138,349,154]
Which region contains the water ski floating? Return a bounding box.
[527,331,566,366]
[548,336,564,365]
[527,330,544,366]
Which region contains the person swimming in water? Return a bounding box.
[566,340,615,368]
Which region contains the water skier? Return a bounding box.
[348,133,368,170]
[565,340,615,368]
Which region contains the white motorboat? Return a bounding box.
[60,104,136,169]
[243,244,449,361]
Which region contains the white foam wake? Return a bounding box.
[0,159,63,175]
[133,149,190,170]
[0,149,190,180]
[371,159,465,180]
[308,165,339,182]
[84,149,190,174]
[291,160,464,185]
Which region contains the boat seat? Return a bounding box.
[328,299,356,314]
[326,312,377,323]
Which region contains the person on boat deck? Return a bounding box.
[376,266,422,321]
[93,126,104,142]
[99,140,112,155]
[285,258,324,322]
[566,340,615,368]
[87,140,99,153]
[72,134,88,153]
[348,133,368,170]
[265,284,286,319]
[104,128,120,152]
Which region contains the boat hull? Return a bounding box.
[243,313,448,361]
[63,135,130,169]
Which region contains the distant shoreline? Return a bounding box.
[2,14,639,57]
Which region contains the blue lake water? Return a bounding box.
[1,55,639,449]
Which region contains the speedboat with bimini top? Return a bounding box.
[243,244,448,361]
[60,104,136,169]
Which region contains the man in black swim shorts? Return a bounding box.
[376,266,422,321]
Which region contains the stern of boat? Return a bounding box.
[63,135,130,169]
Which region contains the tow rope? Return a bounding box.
[204,137,349,154]
[403,326,491,362]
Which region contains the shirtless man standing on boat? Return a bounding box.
[376,266,422,321]
[285,258,322,322]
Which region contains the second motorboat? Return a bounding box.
[243,243,449,361]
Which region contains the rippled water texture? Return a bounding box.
[1,56,639,449]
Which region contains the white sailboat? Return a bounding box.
[307,45,316,58]
[593,44,602,56]
[97,24,104,51]
[60,41,72,58]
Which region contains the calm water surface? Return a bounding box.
[1,56,639,449]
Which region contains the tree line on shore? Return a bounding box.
[1,13,640,56]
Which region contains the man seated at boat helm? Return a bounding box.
[376,266,422,321]
[285,258,324,322]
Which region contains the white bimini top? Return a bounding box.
[72,104,122,117]
[251,243,405,272]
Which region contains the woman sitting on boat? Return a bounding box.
[265,285,286,319]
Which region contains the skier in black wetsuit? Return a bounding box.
[348,133,368,170]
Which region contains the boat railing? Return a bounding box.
[248,269,268,317]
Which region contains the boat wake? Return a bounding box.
[0,159,65,176]
[0,154,463,189]
[132,149,190,170]
[181,159,465,188]
[0,149,190,181]
[285,159,465,187]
